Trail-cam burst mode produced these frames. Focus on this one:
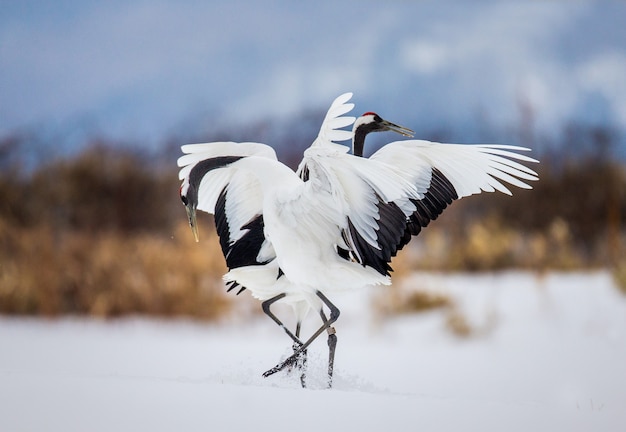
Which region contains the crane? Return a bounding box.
[178,94,364,387]
[177,93,539,387]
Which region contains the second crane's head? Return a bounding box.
[352,112,414,157]
[180,181,200,242]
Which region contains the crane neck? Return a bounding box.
[352,127,368,157]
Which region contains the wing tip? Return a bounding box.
[336,92,353,103]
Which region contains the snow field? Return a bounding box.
[1,271,624,431]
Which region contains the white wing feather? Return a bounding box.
[370,140,538,198]
[302,147,419,249]
[178,142,277,248]
[218,172,265,244]
[310,92,356,148]
[177,141,277,180]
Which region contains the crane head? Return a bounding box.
[354,112,414,137]
[352,112,414,156]
[180,183,200,242]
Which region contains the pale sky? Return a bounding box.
[1,0,625,148]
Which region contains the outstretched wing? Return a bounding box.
[370,140,539,247]
[177,142,278,293]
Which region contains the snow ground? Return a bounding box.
[1,271,625,431]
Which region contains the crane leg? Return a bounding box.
[261,293,301,345]
[263,290,340,387]
[261,293,307,387]
[294,322,307,388]
[320,309,337,388]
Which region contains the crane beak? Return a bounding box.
[382,120,414,138]
[185,205,200,242]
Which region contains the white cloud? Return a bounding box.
[1,0,625,142]
[401,41,449,75]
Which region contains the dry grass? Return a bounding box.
[1,146,622,320]
[0,217,600,318]
[0,219,231,319]
[444,309,473,338]
[613,259,626,296]
[395,290,452,313]
[390,216,592,274]
[372,286,479,338]
[2,139,624,319]
[2,212,622,321]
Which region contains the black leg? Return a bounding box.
[293,322,307,388]
[261,293,309,386]
[263,290,340,381]
[261,293,301,345]
[320,309,338,388]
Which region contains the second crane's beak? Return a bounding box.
[381,119,414,138]
[185,205,200,242]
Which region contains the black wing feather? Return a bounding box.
[214,185,269,294]
[344,168,458,276]
[399,168,458,250]
[344,195,407,276]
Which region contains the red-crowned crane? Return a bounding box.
[177,93,538,387]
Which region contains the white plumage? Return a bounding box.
[177,92,539,387]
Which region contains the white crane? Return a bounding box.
[177,93,539,387]
[178,95,414,386]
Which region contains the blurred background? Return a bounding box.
[1,0,625,320]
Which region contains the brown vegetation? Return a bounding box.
[0,124,625,319]
[0,218,230,319]
[0,143,231,319]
